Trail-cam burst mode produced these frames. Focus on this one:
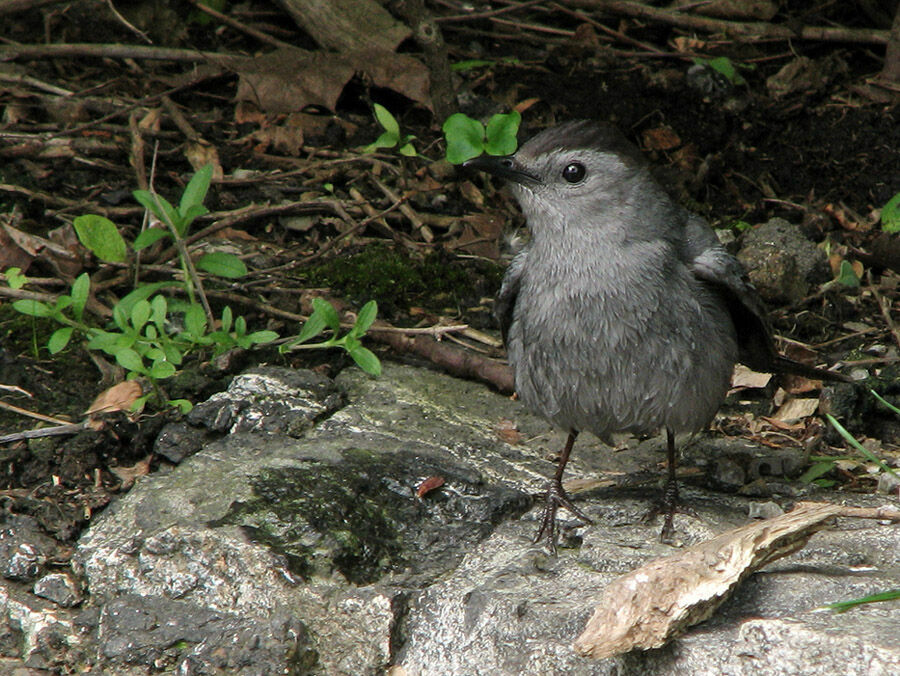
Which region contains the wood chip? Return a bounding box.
[574,502,900,660]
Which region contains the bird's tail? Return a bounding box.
[771,355,852,383]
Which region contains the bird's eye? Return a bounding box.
[562,162,586,183]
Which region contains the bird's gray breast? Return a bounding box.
[506,240,738,439]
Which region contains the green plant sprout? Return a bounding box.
[800,399,900,486]
[282,298,381,376]
[880,192,900,233]
[691,56,752,86]
[442,110,521,165]
[363,104,416,157]
[450,56,521,72]
[5,164,383,411]
[820,588,900,613]
[834,259,861,288]
[9,270,278,412]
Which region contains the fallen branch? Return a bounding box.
[569,0,891,46]
[575,501,900,660]
[370,327,514,394]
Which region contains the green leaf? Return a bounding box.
[220,305,233,333]
[823,589,900,613]
[398,142,417,157]
[294,312,326,345]
[115,348,146,374]
[48,327,74,354]
[12,299,51,317]
[130,300,151,330]
[4,267,26,290]
[797,460,836,484]
[484,111,521,156]
[870,389,900,417]
[826,414,900,479]
[835,260,860,288]
[179,164,213,215]
[196,252,247,278]
[162,342,184,365]
[133,227,170,251]
[150,295,168,328]
[54,295,73,313]
[234,315,247,335]
[881,192,900,233]
[179,203,209,233]
[373,103,400,137]
[183,303,207,337]
[73,215,128,263]
[135,191,180,233]
[348,346,381,376]
[117,282,175,318]
[443,113,486,165]
[169,398,193,414]
[353,300,378,335]
[312,297,340,332]
[364,131,399,153]
[86,329,117,351]
[248,330,279,345]
[694,56,746,86]
[149,360,177,379]
[450,59,494,72]
[70,273,90,321]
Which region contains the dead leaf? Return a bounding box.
[212,227,256,242]
[496,419,522,445]
[416,476,445,498]
[86,381,143,416]
[453,213,504,258]
[138,107,162,131]
[458,180,485,209]
[109,455,152,489]
[641,126,681,151]
[184,142,223,178]
[730,364,772,389]
[773,397,820,422]
[514,98,541,113]
[0,222,34,271]
[234,46,431,115]
[672,36,708,52]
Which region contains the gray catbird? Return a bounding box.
[465,120,848,550]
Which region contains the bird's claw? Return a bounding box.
[533,478,594,553]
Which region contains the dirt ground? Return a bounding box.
[1,2,899,550]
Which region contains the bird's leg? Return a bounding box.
[659,427,679,543]
[533,430,594,552]
[642,427,698,542]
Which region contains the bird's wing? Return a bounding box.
[495,248,528,344]
[683,216,779,371]
[686,217,850,382]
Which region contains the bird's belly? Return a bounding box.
[508,291,737,439]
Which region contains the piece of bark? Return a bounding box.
[574,501,900,659]
[275,0,409,53]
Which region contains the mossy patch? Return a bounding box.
[304,243,504,317]
[210,446,530,585]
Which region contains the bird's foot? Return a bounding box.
[641,478,699,544]
[533,478,594,553]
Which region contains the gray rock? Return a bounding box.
[0,515,56,583]
[32,573,82,608]
[187,365,344,435]
[56,363,900,674]
[152,420,206,463]
[737,217,831,303]
[99,593,315,674]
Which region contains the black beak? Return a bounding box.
[463,155,540,186]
